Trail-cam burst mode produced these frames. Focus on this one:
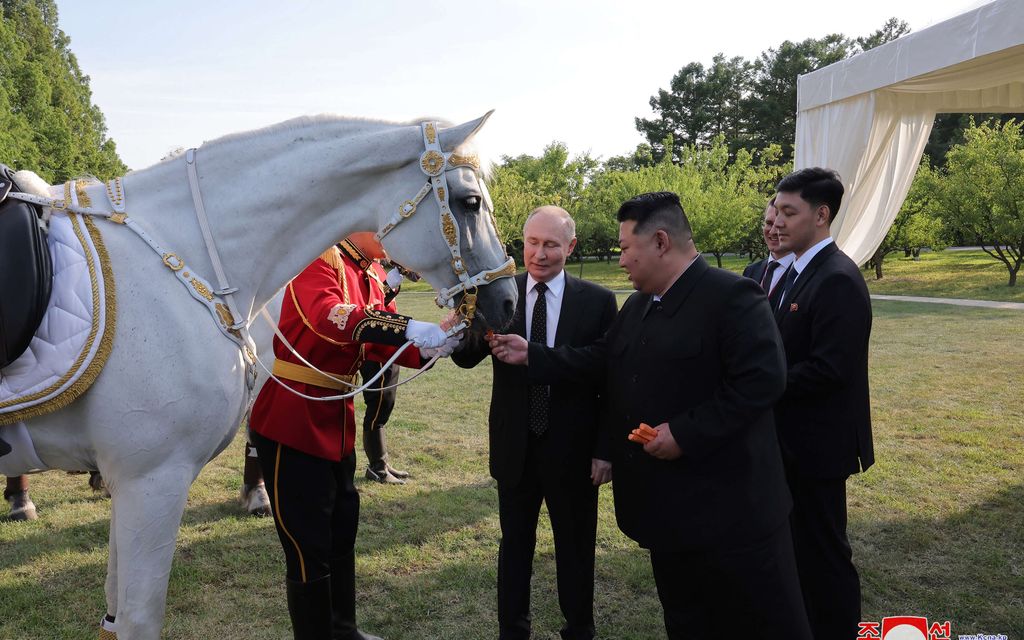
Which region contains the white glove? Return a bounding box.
[420,335,460,359]
[405,319,448,348]
[385,268,403,290]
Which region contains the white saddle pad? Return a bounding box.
[0,210,114,425]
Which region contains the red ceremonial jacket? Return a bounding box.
[249,240,422,460]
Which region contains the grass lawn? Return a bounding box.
[864,250,1024,302]
[1,294,1022,639]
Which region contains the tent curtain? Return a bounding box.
[796,93,935,266]
[794,0,1024,267]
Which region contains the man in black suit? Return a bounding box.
[771,167,874,640]
[490,193,811,640]
[743,197,794,304]
[452,206,617,640]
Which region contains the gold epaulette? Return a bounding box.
[272,359,358,391]
[319,246,343,271]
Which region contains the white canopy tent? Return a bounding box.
[794,0,1024,266]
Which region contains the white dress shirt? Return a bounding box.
[525,270,565,347]
[791,237,835,281]
[766,252,796,294]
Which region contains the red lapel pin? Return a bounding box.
[789,303,799,312]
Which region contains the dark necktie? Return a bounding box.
[760,260,781,292]
[529,282,549,436]
[776,266,799,310]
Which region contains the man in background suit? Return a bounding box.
[452,206,617,640]
[490,193,811,639]
[743,197,794,304]
[771,167,874,640]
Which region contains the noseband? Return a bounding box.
[375,122,515,326]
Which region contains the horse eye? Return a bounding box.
[463,196,481,212]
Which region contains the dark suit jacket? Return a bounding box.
[742,257,770,283]
[773,241,874,478]
[452,272,617,487]
[529,257,792,551]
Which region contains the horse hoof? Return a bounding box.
[89,471,111,498]
[99,613,118,639]
[241,483,271,517]
[6,491,38,521]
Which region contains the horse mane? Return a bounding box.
[139,113,491,177]
[12,170,51,197]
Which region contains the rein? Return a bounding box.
[5,119,517,402]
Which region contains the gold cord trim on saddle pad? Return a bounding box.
[0,197,117,425]
[272,359,357,391]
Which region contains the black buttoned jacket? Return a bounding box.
[529,256,793,551]
[452,272,618,486]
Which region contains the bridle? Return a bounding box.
[375,121,516,328]
[5,120,516,400]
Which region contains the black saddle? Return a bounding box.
[0,164,52,369]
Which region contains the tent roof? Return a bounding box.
[798,0,1024,112]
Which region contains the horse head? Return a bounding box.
[374,113,517,337]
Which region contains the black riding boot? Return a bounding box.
[330,551,384,640]
[286,575,333,640]
[363,427,407,484]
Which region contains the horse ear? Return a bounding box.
[438,110,494,152]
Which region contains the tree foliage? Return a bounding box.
[922,119,1024,286]
[486,142,598,256]
[636,20,909,164]
[0,0,126,182]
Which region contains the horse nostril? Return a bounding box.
[503,298,515,320]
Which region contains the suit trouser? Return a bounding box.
[251,430,359,583]
[496,433,598,640]
[649,523,812,640]
[785,464,861,640]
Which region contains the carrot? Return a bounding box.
[639,423,659,437]
[629,428,654,444]
[485,329,496,340]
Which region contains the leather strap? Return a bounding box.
[271,359,357,391]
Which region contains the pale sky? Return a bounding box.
[56,0,982,171]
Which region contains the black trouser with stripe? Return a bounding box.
[360,361,399,432]
[251,430,359,583]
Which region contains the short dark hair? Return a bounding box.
[775,167,844,223]
[617,191,692,243]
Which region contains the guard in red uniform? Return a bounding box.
[250,232,458,640]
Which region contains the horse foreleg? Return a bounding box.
[104,466,195,640]
[102,501,119,635]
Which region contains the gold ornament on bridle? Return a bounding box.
[373,121,516,329]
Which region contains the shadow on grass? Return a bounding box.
[355,544,665,640]
[856,482,1024,636]
[355,480,498,554]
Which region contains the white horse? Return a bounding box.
[0,113,517,639]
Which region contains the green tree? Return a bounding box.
[635,20,909,165]
[635,54,753,162]
[486,142,598,256]
[742,34,851,159]
[0,0,126,181]
[926,119,1024,286]
[853,17,910,53]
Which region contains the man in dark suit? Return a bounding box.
[743,197,794,304]
[771,167,874,640]
[490,193,811,640]
[452,206,617,640]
